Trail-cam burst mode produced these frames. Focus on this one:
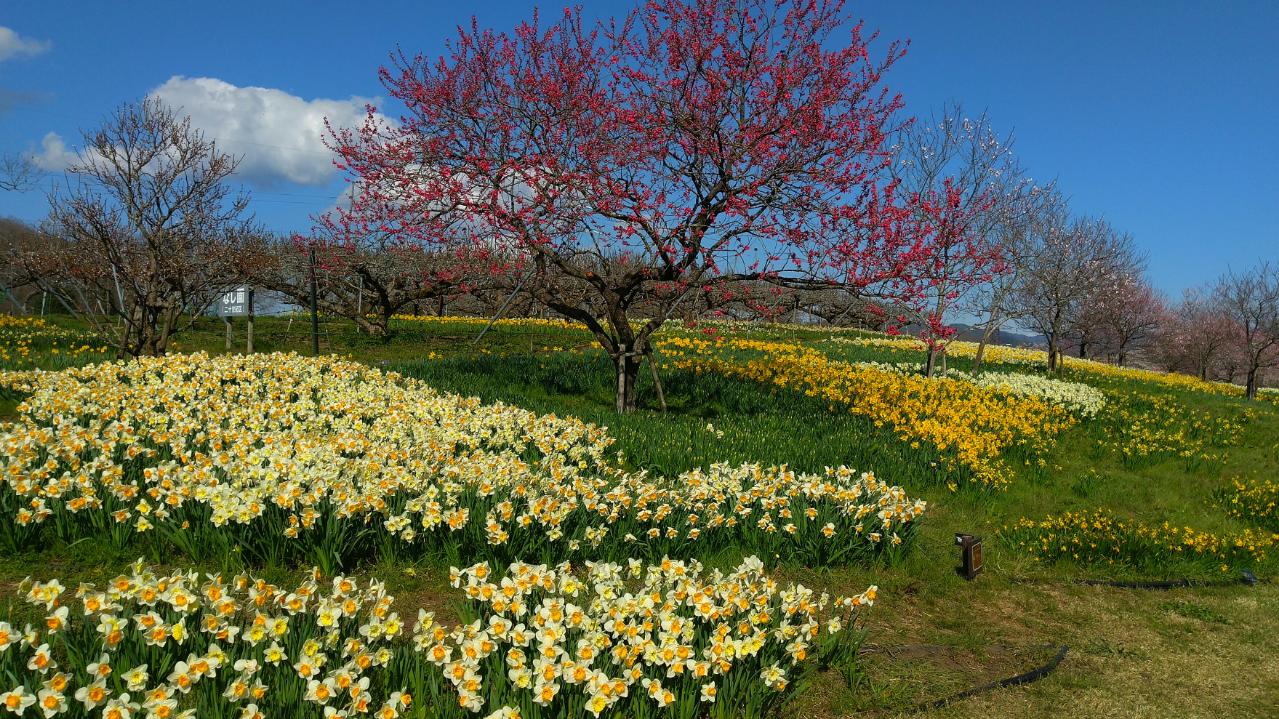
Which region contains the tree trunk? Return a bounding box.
[1047,337,1059,373]
[1246,365,1259,400]
[972,326,996,374]
[352,313,389,339]
[378,307,394,340]
[924,347,940,378]
[140,327,164,357]
[135,304,173,357]
[1114,336,1131,366]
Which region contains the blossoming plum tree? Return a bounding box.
[885,104,1046,377]
[328,0,917,411]
[1155,287,1235,379]
[1215,262,1279,399]
[1074,270,1163,365]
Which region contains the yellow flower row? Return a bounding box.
[390,315,878,337]
[832,336,1054,368]
[391,315,586,332]
[1005,509,1279,568]
[1100,390,1252,468]
[834,336,1257,397]
[1218,479,1279,531]
[0,316,110,372]
[658,337,1074,488]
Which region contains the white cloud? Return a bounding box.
[150,76,379,186]
[0,27,51,62]
[30,131,77,171]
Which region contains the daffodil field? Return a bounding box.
[0,556,877,719]
[0,353,923,572]
[1217,479,1279,532]
[1,313,1277,717]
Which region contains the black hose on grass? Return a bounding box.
[1009,570,1263,591]
[1075,570,1258,590]
[896,644,1070,713]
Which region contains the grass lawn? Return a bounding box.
[1,313,1277,717]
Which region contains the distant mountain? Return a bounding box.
[894,322,1045,348]
[948,323,1045,348]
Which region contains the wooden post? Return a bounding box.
[225,317,233,351]
[646,348,667,413]
[309,245,321,356]
[615,345,628,413]
[473,269,534,347]
[246,287,255,354]
[955,534,984,580]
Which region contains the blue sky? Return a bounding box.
[1,1,1276,296]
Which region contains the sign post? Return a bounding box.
[218,286,253,353]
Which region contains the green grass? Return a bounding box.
[2,313,1278,717]
[395,351,953,482]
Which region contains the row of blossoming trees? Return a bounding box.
[1,0,1276,403]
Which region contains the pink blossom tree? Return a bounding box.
[1090,272,1164,366]
[884,104,1036,376]
[896,176,1001,376]
[1156,287,1235,379]
[1215,262,1279,399]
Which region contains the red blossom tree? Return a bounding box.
[897,177,1002,375]
[328,0,916,411]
